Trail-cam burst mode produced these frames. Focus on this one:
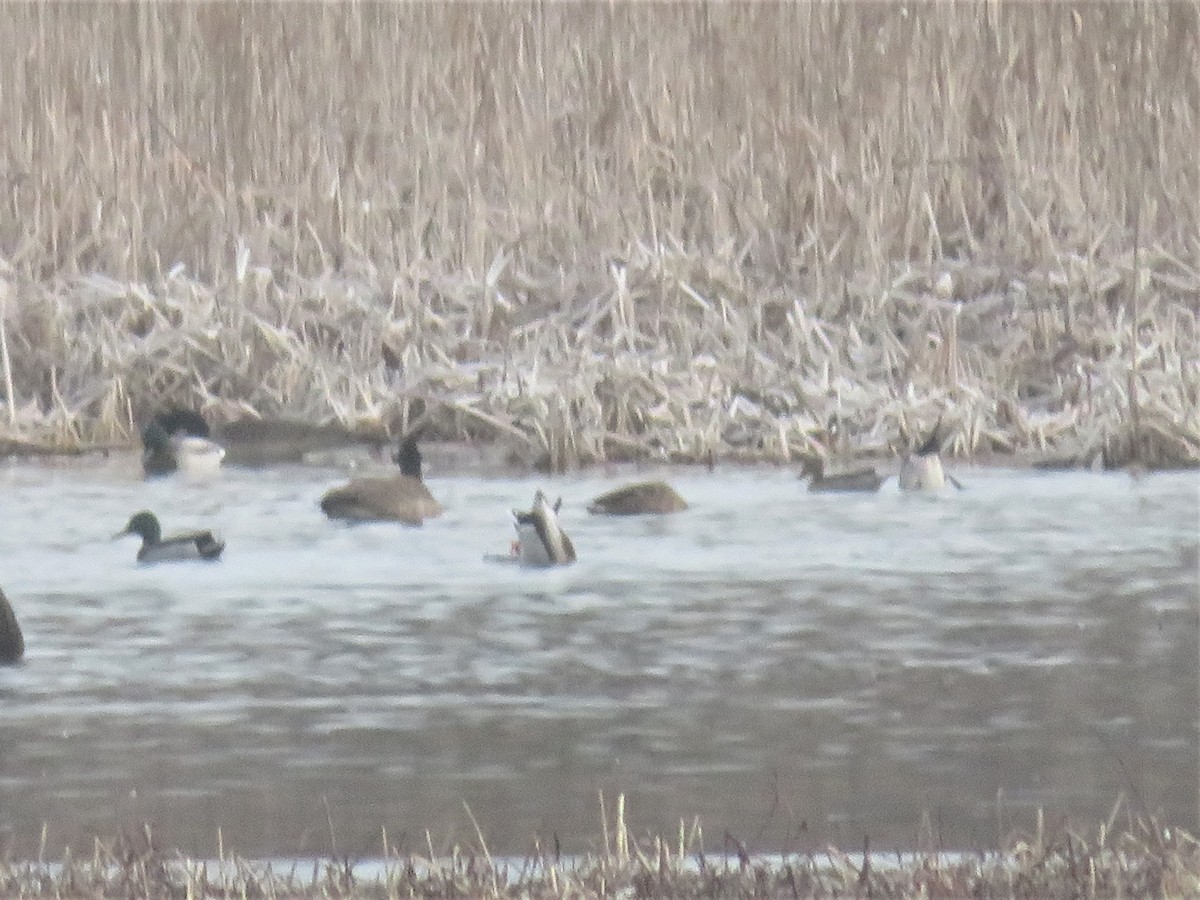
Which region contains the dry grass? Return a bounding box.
[0,802,1196,899]
[0,4,1196,469]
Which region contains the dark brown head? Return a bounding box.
[148,409,210,440]
[798,456,826,481]
[142,409,211,476]
[394,436,424,479]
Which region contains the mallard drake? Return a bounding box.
[514,490,576,567]
[116,511,225,563]
[898,419,948,491]
[0,587,24,664]
[587,480,688,515]
[799,456,886,493]
[319,434,443,524]
[141,409,226,478]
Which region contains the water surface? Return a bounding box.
[1,456,1196,857]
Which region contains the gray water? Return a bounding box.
[1,456,1196,859]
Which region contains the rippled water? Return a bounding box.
[1,454,1196,858]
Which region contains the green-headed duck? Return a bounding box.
[116,510,225,563]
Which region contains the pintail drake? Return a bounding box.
[799,457,886,493]
[513,490,576,567]
[898,419,948,491]
[320,434,443,525]
[142,409,226,478]
[587,480,687,515]
[0,587,24,664]
[116,511,225,564]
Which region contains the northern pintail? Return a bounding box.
[513,490,576,567]
[898,419,948,491]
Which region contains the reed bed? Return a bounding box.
[0,804,1196,899]
[0,4,1196,468]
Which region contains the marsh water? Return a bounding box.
[1,453,1196,859]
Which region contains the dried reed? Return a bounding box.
[0,804,1195,899]
[0,5,1195,468]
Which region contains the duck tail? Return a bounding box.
[915,416,944,456]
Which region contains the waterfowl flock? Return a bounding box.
[0,408,960,664]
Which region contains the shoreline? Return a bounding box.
[3,430,1198,476]
[0,812,1194,898]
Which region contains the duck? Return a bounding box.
[214,417,378,465]
[587,480,688,515]
[898,418,948,491]
[319,433,443,524]
[141,408,226,478]
[0,587,24,665]
[115,511,226,563]
[513,490,576,567]
[799,456,886,493]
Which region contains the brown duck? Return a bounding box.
[587,480,688,515]
[799,456,886,493]
[320,434,443,525]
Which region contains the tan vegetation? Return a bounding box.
[1,804,1196,899]
[0,4,1196,469]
